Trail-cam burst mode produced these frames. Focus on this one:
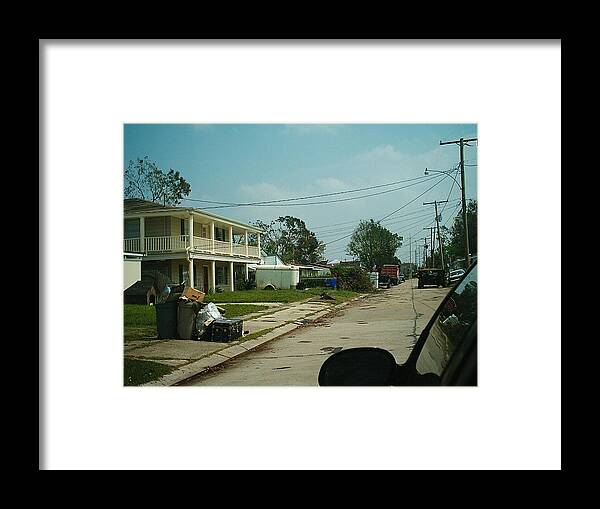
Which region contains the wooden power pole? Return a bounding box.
[424,200,448,271]
[440,137,477,268]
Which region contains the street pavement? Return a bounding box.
[179,279,450,386]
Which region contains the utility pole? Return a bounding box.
[423,227,436,267]
[422,238,428,268]
[409,234,412,279]
[440,136,477,268]
[424,200,448,271]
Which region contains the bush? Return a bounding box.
[330,265,374,292]
[235,278,256,291]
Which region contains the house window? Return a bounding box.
[180,219,186,236]
[178,264,184,284]
[124,218,140,239]
[215,227,226,242]
[216,265,228,285]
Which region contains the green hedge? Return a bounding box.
[330,265,374,292]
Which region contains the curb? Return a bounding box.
[142,293,370,387]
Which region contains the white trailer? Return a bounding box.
[255,265,300,290]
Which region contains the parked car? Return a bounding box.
[449,268,466,284]
[417,268,448,288]
[318,262,477,386]
[398,274,406,283]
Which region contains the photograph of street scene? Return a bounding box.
[123,124,477,386]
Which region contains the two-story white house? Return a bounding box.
[123,198,263,294]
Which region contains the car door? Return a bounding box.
[397,263,478,386]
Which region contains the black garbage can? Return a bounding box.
[155,301,178,339]
[177,301,199,340]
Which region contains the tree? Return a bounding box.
[124,156,191,206]
[445,199,477,261]
[346,220,403,270]
[252,216,325,264]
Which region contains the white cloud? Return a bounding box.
[239,182,296,201]
[356,144,406,162]
[282,124,340,135]
[315,177,347,191]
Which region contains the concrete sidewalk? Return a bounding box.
[125,295,367,386]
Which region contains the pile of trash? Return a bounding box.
[152,273,241,342]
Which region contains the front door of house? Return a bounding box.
[203,266,209,293]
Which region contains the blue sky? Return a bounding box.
[124,124,477,262]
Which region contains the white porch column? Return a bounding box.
[245,263,249,281]
[229,225,233,255]
[188,213,194,249]
[245,230,249,257]
[210,260,216,292]
[210,221,215,253]
[229,261,235,292]
[139,216,145,253]
[257,233,261,256]
[188,257,194,288]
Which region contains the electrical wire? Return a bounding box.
[322,173,452,247]
[180,174,437,208]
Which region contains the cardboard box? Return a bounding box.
[182,287,205,303]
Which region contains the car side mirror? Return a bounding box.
[318,347,398,386]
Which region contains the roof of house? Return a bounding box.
[124,198,181,214]
[124,198,263,233]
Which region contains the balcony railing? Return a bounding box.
[145,235,189,253]
[213,239,231,255]
[124,238,141,253]
[124,235,260,259]
[232,244,247,256]
[193,236,213,252]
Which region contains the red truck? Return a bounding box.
[379,264,401,286]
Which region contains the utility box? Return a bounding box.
[255,265,300,290]
[369,271,379,289]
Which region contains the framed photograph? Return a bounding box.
[40,40,561,470]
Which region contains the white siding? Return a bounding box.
[124,259,142,290]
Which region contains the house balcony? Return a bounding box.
[124,235,261,259]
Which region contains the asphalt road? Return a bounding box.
[180,279,450,386]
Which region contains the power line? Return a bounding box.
[310,205,436,231]
[377,172,451,222]
[315,208,455,238]
[181,174,438,209]
[322,173,452,247]
[309,202,459,234]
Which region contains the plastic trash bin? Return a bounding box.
[155,301,178,339]
[177,301,199,340]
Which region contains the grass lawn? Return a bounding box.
[124,304,156,327]
[220,304,269,318]
[205,288,359,304]
[124,358,174,386]
[124,304,157,342]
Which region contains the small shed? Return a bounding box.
[255,265,300,290]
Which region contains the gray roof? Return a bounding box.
[124,198,263,233]
[124,198,182,214]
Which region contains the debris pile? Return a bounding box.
[152,273,242,342]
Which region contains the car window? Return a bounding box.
[415,264,477,377]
